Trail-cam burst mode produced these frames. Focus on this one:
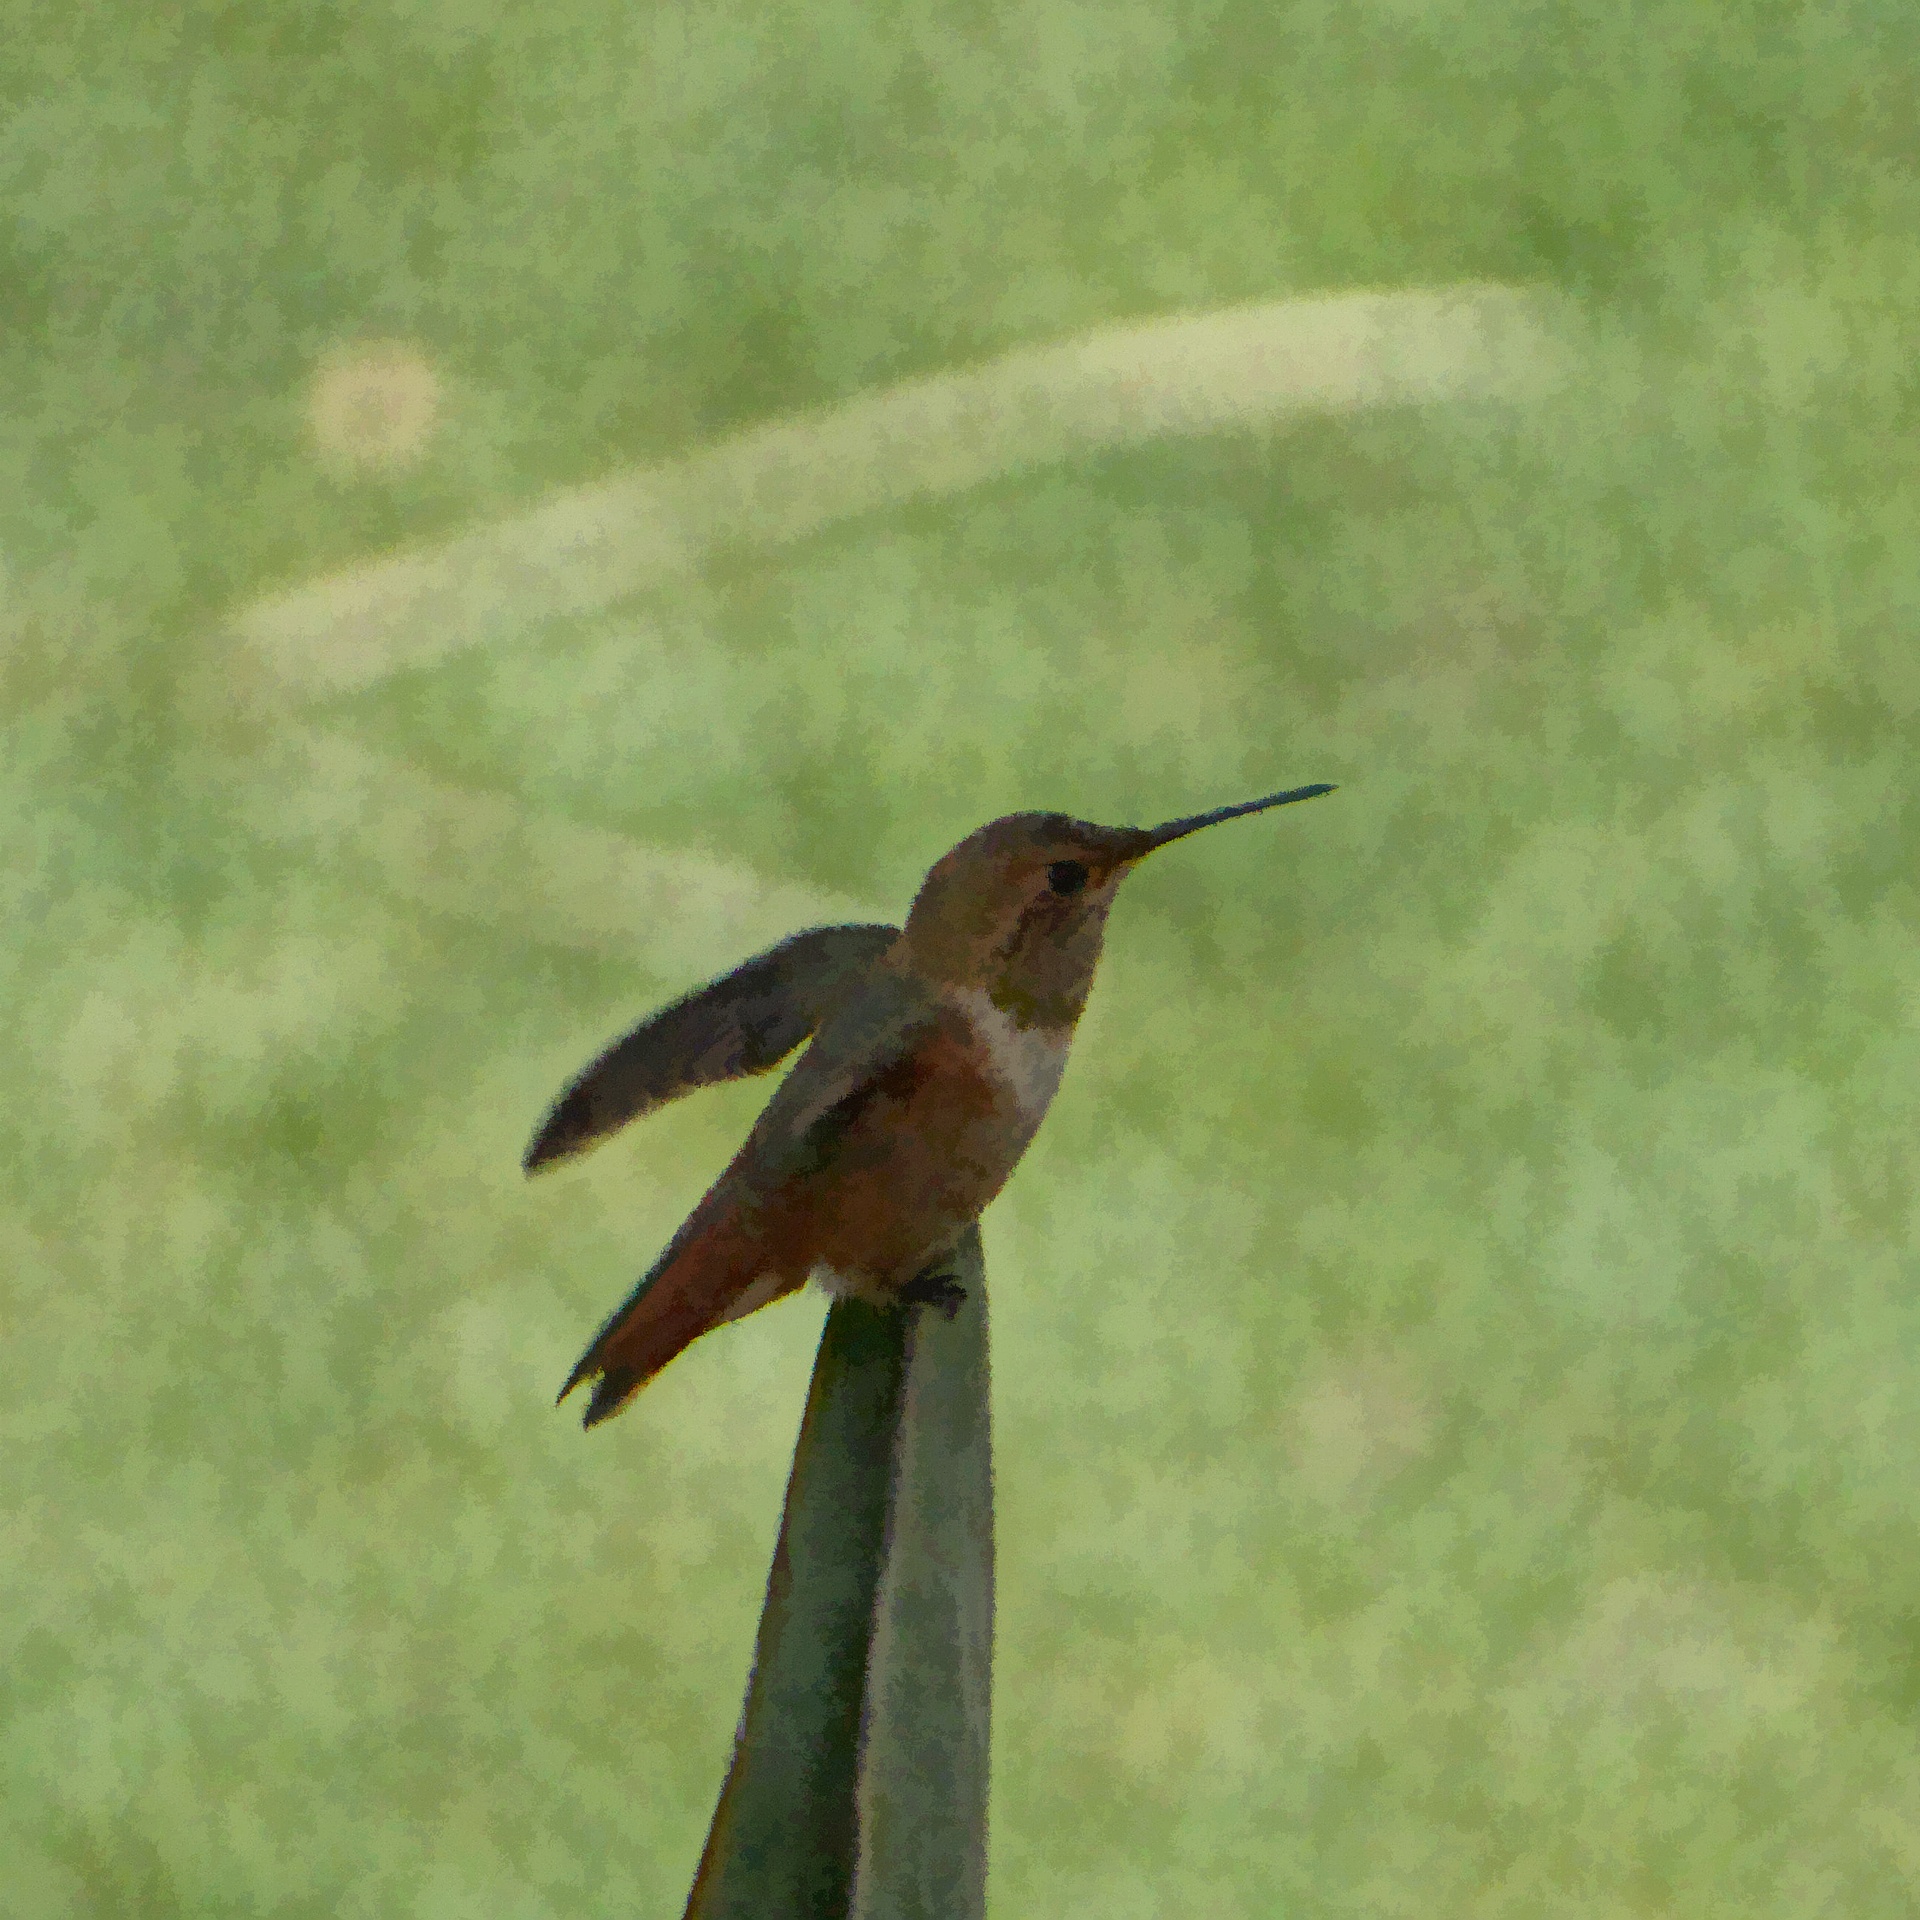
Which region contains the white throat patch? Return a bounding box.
[950,988,1071,1125]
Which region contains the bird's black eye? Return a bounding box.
[1046,859,1089,896]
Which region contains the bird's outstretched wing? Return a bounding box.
[523,922,899,1172]
[559,970,954,1426]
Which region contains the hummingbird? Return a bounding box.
[527,782,1334,1426]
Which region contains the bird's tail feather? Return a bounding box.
[556,1265,664,1406]
[558,1212,791,1427]
[581,1367,643,1428]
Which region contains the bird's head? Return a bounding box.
[899,783,1334,1026]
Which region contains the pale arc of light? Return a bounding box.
[234,286,1561,702]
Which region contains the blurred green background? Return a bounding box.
[7,0,1920,1913]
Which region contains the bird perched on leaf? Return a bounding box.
[527,783,1334,1426]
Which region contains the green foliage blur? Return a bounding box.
[5,0,1920,1914]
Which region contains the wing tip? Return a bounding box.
[524,1101,589,1175]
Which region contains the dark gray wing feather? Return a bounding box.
[524,922,898,1172]
[557,967,945,1421]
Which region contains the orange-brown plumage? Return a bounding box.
[528,784,1333,1427]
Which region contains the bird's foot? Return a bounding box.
[899,1264,968,1320]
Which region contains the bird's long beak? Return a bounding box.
[1135,782,1336,855]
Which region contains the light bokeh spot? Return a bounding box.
[307,341,443,474]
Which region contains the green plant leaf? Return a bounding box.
[685,1226,992,1920]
